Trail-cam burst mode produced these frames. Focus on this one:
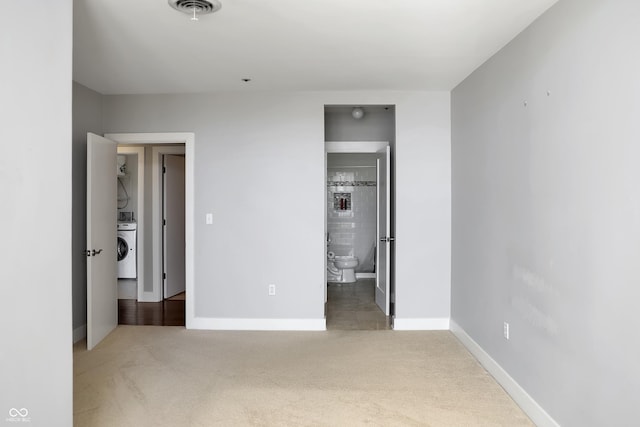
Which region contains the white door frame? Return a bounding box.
[106,133,195,328]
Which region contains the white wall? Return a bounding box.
[390,92,451,327]
[102,91,451,327]
[451,0,640,424]
[0,1,73,425]
[72,82,103,340]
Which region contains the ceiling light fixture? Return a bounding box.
[168,0,222,21]
[352,107,365,120]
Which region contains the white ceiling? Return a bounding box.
[73,0,559,95]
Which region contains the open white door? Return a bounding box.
[163,154,186,298]
[375,145,392,315]
[86,133,117,350]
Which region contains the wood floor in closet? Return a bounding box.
[118,297,185,326]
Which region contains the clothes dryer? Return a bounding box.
[117,222,137,279]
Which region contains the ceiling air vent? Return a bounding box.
[169,0,222,19]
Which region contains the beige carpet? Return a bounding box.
[73,326,533,427]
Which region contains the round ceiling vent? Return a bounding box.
[169,0,222,17]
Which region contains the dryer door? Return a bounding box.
[117,236,129,262]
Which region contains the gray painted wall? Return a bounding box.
[325,107,395,142]
[0,1,73,425]
[101,91,451,323]
[72,82,103,336]
[451,0,640,425]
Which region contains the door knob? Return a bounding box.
[84,249,104,257]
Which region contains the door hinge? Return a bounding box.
[163,272,166,280]
[163,166,166,173]
[163,219,166,226]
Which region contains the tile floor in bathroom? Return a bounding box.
[326,278,391,330]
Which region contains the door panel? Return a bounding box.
[163,155,186,298]
[375,145,391,315]
[87,133,117,350]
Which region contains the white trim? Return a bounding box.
[393,317,450,330]
[73,324,87,343]
[117,279,137,299]
[189,317,327,331]
[137,291,158,303]
[356,272,376,279]
[105,133,195,328]
[116,146,145,302]
[450,320,560,427]
[325,140,389,153]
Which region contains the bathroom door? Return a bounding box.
[86,133,118,350]
[375,145,391,315]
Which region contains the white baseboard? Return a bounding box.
[117,279,137,299]
[393,317,450,330]
[188,317,326,331]
[356,273,376,279]
[137,291,161,302]
[73,324,87,343]
[450,320,559,427]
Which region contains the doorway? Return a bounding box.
[324,104,396,331]
[113,144,186,304]
[114,147,186,326]
[324,104,396,329]
[325,144,393,330]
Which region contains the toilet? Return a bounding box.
[327,252,359,283]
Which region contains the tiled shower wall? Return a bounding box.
[327,166,377,272]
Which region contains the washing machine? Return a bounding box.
[117,222,137,279]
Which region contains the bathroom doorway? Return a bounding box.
[324,104,396,330]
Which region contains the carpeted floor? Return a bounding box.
[73,326,533,426]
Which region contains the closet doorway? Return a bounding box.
[107,133,194,328]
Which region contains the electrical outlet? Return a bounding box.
[268,284,276,296]
[503,322,510,340]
